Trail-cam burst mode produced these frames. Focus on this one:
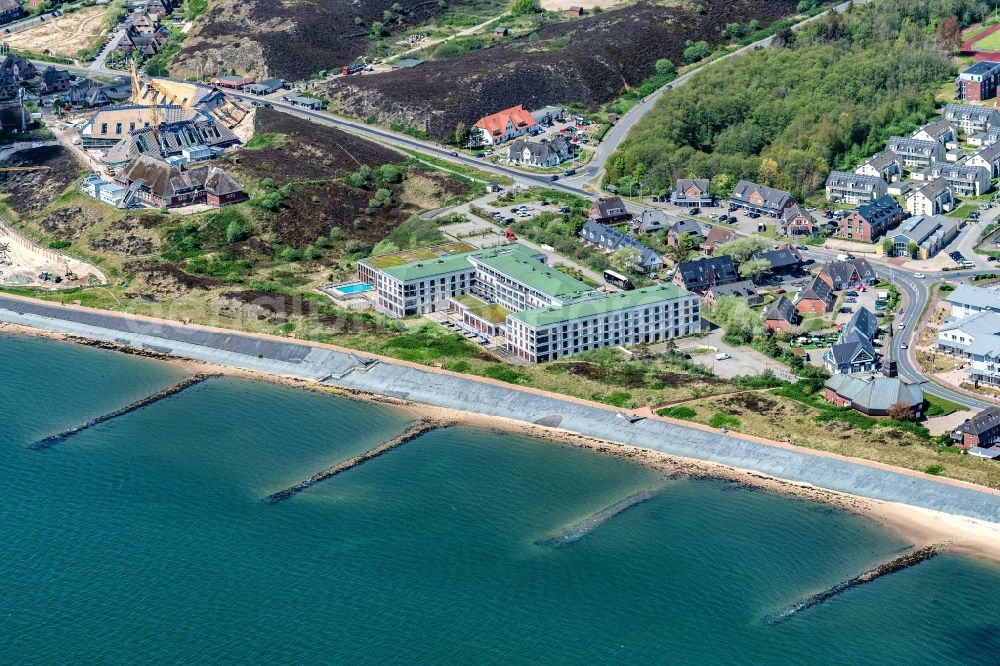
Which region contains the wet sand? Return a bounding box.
[6,321,1000,563]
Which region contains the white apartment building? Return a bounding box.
[506,285,700,363]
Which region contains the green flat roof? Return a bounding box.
[363,242,477,270]
[452,293,510,324]
[510,284,691,327]
[379,250,479,281]
[471,247,594,301]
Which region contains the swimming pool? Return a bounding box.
[333,283,373,295]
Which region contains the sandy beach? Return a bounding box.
[6,319,1000,563]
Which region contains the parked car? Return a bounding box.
[914,273,926,279]
[747,211,761,219]
[845,297,857,303]
[846,290,859,297]
[989,256,998,262]
[715,353,732,361]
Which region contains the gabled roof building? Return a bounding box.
[729,180,795,217]
[823,374,923,418]
[825,171,887,205]
[671,255,739,293]
[578,220,662,273]
[764,295,800,332]
[671,178,712,207]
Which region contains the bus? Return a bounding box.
[603,269,634,291]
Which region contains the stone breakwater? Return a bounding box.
[536,487,663,548]
[263,418,455,504]
[30,374,221,451]
[766,544,942,623]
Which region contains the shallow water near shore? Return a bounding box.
[4,334,1000,664]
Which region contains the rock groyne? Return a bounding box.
[536,487,662,548]
[263,418,454,504]
[30,373,220,450]
[766,544,942,623]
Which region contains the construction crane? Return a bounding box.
[131,58,161,146]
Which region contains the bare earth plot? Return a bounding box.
[540,0,625,8]
[5,6,107,57]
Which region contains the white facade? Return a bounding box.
[507,289,700,363]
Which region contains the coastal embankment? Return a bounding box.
[263,418,453,504]
[536,487,663,548]
[766,544,942,624]
[3,293,1000,561]
[30,373,220,450]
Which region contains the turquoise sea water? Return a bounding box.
[3,333,1000,664]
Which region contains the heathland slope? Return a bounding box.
[318,0,798,140]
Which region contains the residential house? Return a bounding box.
[117,24,161,56]
[578,220,663,273]
[729,180,795,217]
[666,218,705,248]
[764,296,800,333]
[473,104,537,145]
[505,136,572,167]
[0,0,25,25]
[0,55,36,82]
[701,226,737,254]
[911,119,958,146]
[817,257,878,290]
[634,209,670,233]
[886,215,961,259]
[824,171,887,205]
[794,276,836,313]
[588,196,630,225]
[129,11,159,34]
[951,407,1000,449]
[62,85,112,108]
[943,103,1000,134]
[969,127,1000,148]
[855,150,901,182]
[928,163,992,197]
[115,154,247,209]
[780,204,818,237]
[837,194,905,242]
[885,136,945,168]
[671,255,739,293]
[751,245,803,277]
[824,307,880,375]
[956,60,1000,101]
[0,72,18,102]
[905,177,953,216]
[563,5,585,16]
[946,283,1000,319]
[670,178,712,208]
[966,142,1000,177]
[823,374,923,418]
[704,280,762,308]
[39,66,72,94]
[935,311,1000,388]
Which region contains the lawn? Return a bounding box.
[969,25,1000,51]
[924,393,967,418]
[947,204,977,219]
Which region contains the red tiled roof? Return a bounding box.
[474,105,536,137]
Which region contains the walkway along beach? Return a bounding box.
[3,292,1000,561]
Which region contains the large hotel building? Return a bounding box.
[358,243,700,363]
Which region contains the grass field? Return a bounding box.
[969,26,1000,51]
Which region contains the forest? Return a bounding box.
[604,0,985,199]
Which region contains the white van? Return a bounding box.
[715,352,732,361]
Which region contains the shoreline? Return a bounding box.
[7,321,1000,564]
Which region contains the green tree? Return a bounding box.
[907,241,919,258]
[370,21,386,39]
[611,246,642,274]
[682,40,711,63]
[739,257,771,282]
[715,235,771,265]
[225,218,251,243]
[372,240,401,256]
[510,0,540,15]
[655,58,676,77]
[712,296,764,344]
[882,238,894,256]
[368,188,393,209]
[454,122,470,147]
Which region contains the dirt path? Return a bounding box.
[5,6,106,57]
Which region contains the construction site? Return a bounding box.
[66,63,253,211]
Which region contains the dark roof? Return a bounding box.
[782,203,811,222]
[752,246,802,270]
[828,335,876,368]
[41,66,71,85]
[797,276,835,305]
[707,279,758,299]
[591,196,628,219]
[579,220,661,269]
[203,167,244,196]
[675,255,739,290]
[731,180,793,210]
[821,257,877,286]
[854,194,902,224]
[674,178,709,195]
[954,407,1000,436]
[842,306,879,342]
[765,296,798,324]
[669,218,704,238]
[963,60,1000,76]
